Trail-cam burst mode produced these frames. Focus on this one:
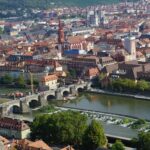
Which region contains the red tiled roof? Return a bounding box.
[86,67,99,77]
[54,71,66,77]
[144,48,150,54]
[28,140,53,150]
[0,117,29,131]
[0,136,9,145]
[17,139,32,149]
[42,74,58,82]
[60,145,75,150]
[18,139,32,145]
[34,41,48,47]
[24,52,33,56]
[136,51,144,57]
[68,35,85,44]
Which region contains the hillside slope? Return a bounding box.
[0,0,139,9]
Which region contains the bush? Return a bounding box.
[31,111,88,146]
[111,140,125,150]
[82,120,108,150]
[131,119,146,129]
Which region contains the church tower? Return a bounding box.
[124,36,136,60]
[58,19,65,45]
[57,19,65,59]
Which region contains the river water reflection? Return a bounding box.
[63,93,150,120]
[3,93,150,139]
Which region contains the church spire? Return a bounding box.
[58,19,65,44]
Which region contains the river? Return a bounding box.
[2,92,150,139]
[62,93,150,120]
[59,92,150,139]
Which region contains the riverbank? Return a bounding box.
[3,89,150,144]
[0,98,9,104]
[10,105,138,140]
[5,92,150,142]
[88,88,150,101]
[56,106,150,133]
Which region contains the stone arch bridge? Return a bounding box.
[0,82,91,115]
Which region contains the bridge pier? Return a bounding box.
[0,82,89,114]
[20,100,30,113]
[86,82,92,90]
[38,94,47,106]
[55,90,63,100]
[0,106,7,117]
[70,86,78,96]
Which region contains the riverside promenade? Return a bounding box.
[88,88,150,101]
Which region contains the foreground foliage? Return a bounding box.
[137,132,150,150]
[37,105,56,113]
[82,120,107,150]
[111,140,125,150]
[31,111,88,146]
[31,111,108,149]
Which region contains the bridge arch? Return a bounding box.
[62,90,70,97]
[28,99,40,109]
[87,82,92,89]
[76,87,84,92]
[12,105,21,114]
[8,104,21,114]
[76,85,86,93]
[47,94,56,101]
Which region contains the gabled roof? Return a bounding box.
[0,136,9,145]
[17,139,32,145]
[42,74,58,82]
[28,140,53,150]
[0,117,30,131]
[86,67,99,77]
[100,56,114,63]
[67,35,85,44]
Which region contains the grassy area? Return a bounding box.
[37,105,57,113]
[0,98,9,104]
[0,87,30,95]
[130,119,147,129]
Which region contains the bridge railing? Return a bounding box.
[0,99,20,107]
[0,82,90,108]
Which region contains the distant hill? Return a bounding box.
[0,0,139,9]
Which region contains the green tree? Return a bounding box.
[30,111,87,146]
[98,73,106,81]
[0,27,3,34]
[137,80,149,91]
[15,74,26,88]
[0,0,139,10]
[111,140,125,150]
[26,79,39,87]
[98,73,108,88]
[69,68,77,78]
[137,132,150,150]
[0,74,13,84]
[126,79,136,90]
[82,120,107,150]
[131,119,146,129]
[30,114,51,142]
